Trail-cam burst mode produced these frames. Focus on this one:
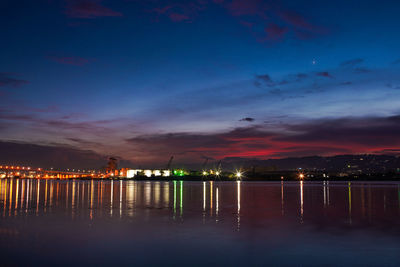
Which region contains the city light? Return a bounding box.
[126,170,135,178]
[173,169,185,177]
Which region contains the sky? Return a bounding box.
[1,0,400,168]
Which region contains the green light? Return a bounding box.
[173,169,185,177]
[173,181,176,215]
[180,180,183,216]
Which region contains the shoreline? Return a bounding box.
[2,175,400,182]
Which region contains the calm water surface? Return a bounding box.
[0,179,399,266]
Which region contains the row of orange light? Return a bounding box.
[0,166,105,173]
[0,166,37,170]
[2,173,93,178]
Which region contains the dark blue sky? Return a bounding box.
[1,0,400,167]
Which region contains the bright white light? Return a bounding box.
[153,170,162,176]
[127,170,135,178]
[144,170,152,178]
[163,170,170,177]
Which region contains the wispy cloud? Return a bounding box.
[353,67,371,74]
[0,140,110,169]
[391,59,400,65]
[148,0,327,42]
[65,0,122,19]
[278,10,326,34]
[255,73,274,87]
[264,23,288,40]
[316,71,334,78]
[239,117,255,122]
[0,73,29,88]
[124,115,400,165]
[340,58,364,67]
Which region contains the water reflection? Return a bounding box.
[281,181,284,215]
[237,180,241,231]
[323,181,327,207]
[398,185,400,212]
[173,180,176,218]
[90,180,93,219]
[216,186,219,219]
[299,180,303,223]
[0,179,399,227]
[348,182,352,224]
[180,180,183,217]
[210,181,213,216]
[163,182,169,207]
[110,180,113,216]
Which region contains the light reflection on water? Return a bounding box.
[0,179,400,265]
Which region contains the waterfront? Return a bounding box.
[0,179,399,266]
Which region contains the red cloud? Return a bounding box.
[65,0,122,19]
[279,11,316,32]
[316,72,334,78]
[169,13,190,22]
[265,23,288,40]
[153,5,173,14]
[124,116,400,164]
[226,0,266,17]
[148,1,326,43]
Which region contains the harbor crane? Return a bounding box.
[166,156,174,170]
[216,160,222,172]
[106,157,118,175]
[202,158,209,169]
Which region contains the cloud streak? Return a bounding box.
[148,0,327,42]
[65,0,122,18]
[0,73,29,88]
[340,58,364,67]
[316,71,334,78]
[0,141,109,169]
[124,115,400,165]
[240,117,255,122]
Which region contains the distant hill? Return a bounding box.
[221,154,400,173]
